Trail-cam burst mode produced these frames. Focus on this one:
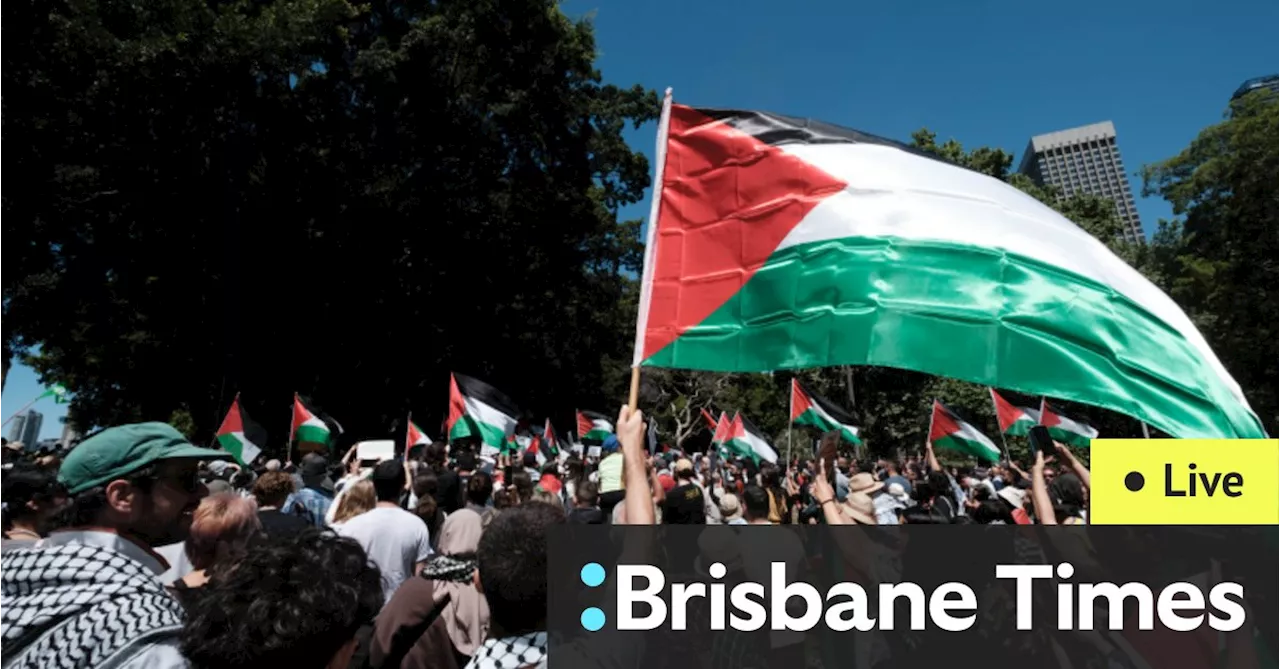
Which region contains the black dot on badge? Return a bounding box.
[1124,471,1145,492]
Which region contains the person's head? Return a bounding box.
[412,473,438,500]
[531,488,557,505]
[522,451,538,470]
[675,457,696,483]
[899,506,951,525]
[565,456,584,481]
[1050,473,1086,522]
[467,471,493,507]
[425,443,448,470]
[972,500,1015,525]
[477,502,565,635]
[185,493,261,571]
[370,460,405,502]
[719,493,743,522]
[836,457,849,474]
[298,453,333,491]
[511,471,534,503]
[180,529,383,669]
[55,422,228,546]
[264,459,282,472]
[741,485,770,522]
[3,465,67,534]
[885,460,899,475]
[252,471,296,509]
[759,462,782,489]
[332,480,376,524]
[540,462,559,478]
[575,480,599,508]
[840,492,876,525]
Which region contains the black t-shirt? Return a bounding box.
[257,509,312,538]
[567,507,606,524]
[662,482,706,524]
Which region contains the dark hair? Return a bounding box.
[1050,473,1086,522]
[252,471,296,508]
[371,460,405,502]
[972,500,1015,525]
[454,451,477,472]
[900,506,951,525]
[2,466,64,520]
[466,471,493,507]
[53,464,158,528]
[522,451,538,468]
[575,480,599,506]
[412,473,438,500]
[742,485,769,520]
[425,443,448,471]
[540,462,558,476]
[180,530,383,669]
[477,503,565,634]
[511,471,534,504]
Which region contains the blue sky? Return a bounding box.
[3,0,1274,439]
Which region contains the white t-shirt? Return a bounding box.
[335,506,433,604]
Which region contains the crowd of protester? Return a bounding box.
[0,405,1102,669]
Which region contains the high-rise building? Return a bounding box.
[60,418,81,448]
[7,414,28,444]
[1231,75,1279,101]
[21,410,44,447]
[1017,121,1143,243]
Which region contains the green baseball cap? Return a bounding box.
[59,422,231,495]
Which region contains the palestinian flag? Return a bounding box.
[291,395,337,449]
[406,419,432,448]
[576,410,613,444]
[790,379,861,444]
[709,412,731,458]
[535,419,560,463]
[728,412,778,464]
[1040,399,1098,448]
[700,408,719,432]
[630,101,1264,440]
[990,388,1040,436]
[215,394,266,466]
[928,400,1001,463]
[447,373,520,454]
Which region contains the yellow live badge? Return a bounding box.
[1090,439,1279,525]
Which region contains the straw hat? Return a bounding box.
[841,491,877,525]
[848,472,884,495]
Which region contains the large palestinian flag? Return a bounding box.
[928,400,1001,463]
[448,373,520,454]
[989,388,1040,437]
[630,101,1264,440]
[291,395,339,451]
[215,394,266,466]
[1040,399,1098,448]
[576,410,614,444]
[728,412,778,464]
[790,379,861,444]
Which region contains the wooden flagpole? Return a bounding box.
[628,87,675,413]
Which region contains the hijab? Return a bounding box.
[422,508,488,655]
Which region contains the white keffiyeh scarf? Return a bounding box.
[1,543,185,669]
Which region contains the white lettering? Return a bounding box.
[670,582,705,630]
[929,583,977,632]
[771,562,822,631]
[1079,582,1153,630]
[616,565,666,630]
[823,582,876,632]
[996,564,1052,630]
[1208,582,1246,632]
[729,581,767,631]
[1156,583,1204,632]
[879,582,927,630]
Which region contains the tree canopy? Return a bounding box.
[4,0,658,446]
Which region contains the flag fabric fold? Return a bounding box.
[728,412,778,464]
[1041,399,1098,448]
[406,419,432,450]
[575,410,614,444]
[790,378,861,444]
[700,408,719,433]
[928,400,1001,463]
[631,101,1264,440]
[215,395,266,466]
[447,373,520,455]
[291,395,338,451]
[990,388,1041,437]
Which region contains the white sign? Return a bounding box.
[356,440,395,462]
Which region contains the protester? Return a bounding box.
[661,458,705,524]
[596,435,625,518]
[1,464,66,551]
[1,422,228,668]
[330,479,377,528]
[180,529,383,669]
[465,502,564,669]
[718,493,747,525]
[335,460,433,604]
[567,479,605,524]
[172,493,261,595]
[252,470,312,537]
[283,452,336,527]
[373,505,489,669]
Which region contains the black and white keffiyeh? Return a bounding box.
[1,543,184,669]
[420,554,477,582]
[465,631,549,669]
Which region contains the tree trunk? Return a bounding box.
[844,366,856,407]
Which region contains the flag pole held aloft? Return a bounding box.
[628,86,675,413]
